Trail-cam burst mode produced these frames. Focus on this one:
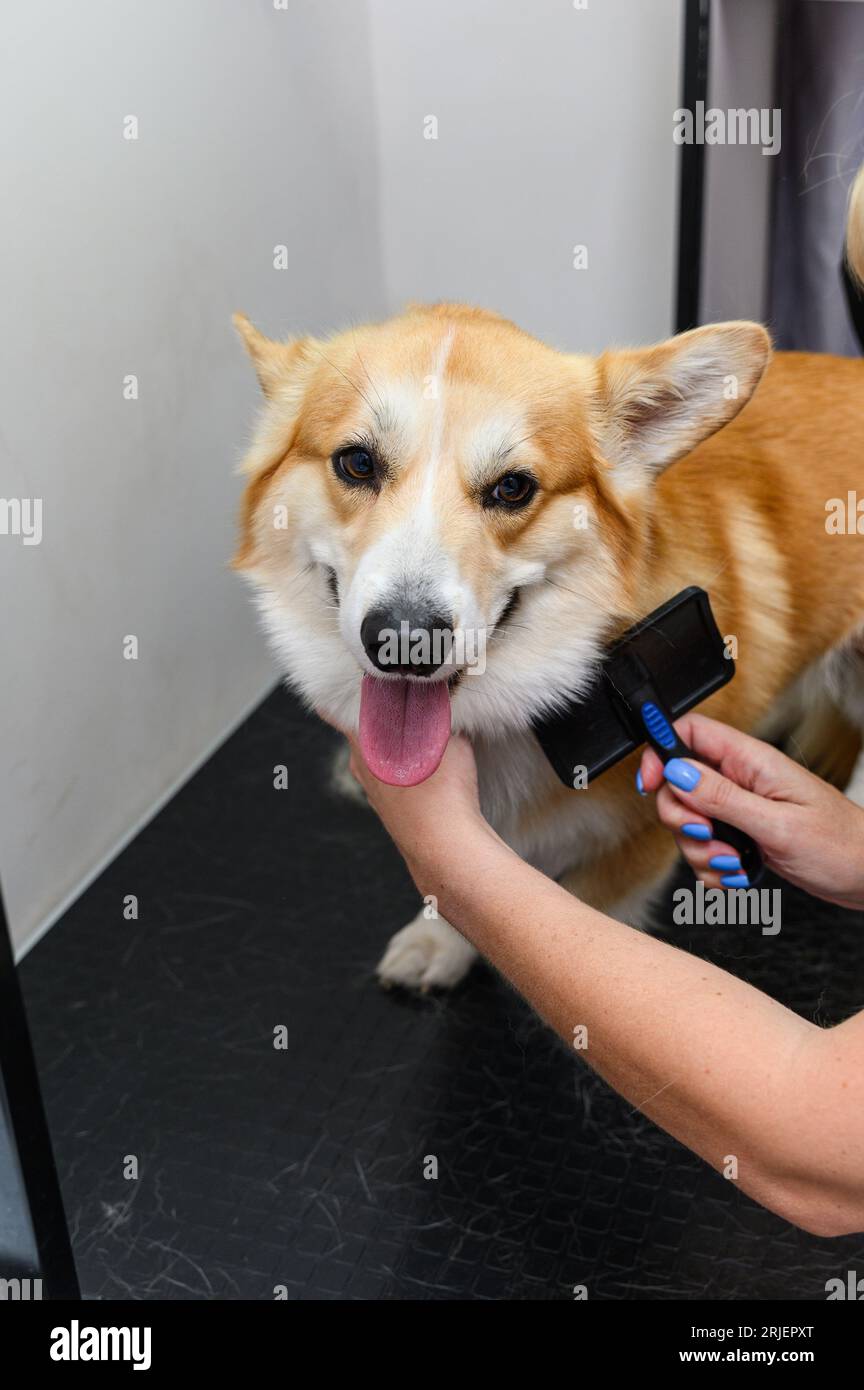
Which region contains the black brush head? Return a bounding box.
[533,587,733,787]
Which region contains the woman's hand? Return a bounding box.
[327,725,501,890]
[637,712,864,910]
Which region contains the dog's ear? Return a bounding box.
[232,312,312,400]
[592,322,771,484]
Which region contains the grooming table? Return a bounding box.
[20,688,864,1299]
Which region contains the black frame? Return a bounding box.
[0,883,79,1299]
[675,0,711,333]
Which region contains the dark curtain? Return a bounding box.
[770,0,864,354]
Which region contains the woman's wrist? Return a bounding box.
[409,815,514,923]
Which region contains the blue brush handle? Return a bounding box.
[639,702,764,885]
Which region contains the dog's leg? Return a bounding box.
[377,912,478,991]
[558,821,679,929]
[377,851,678,993]
[377,817,678,989]
[819,636,864,806]
[842,735,864,808]
[331,745,478,990]
[330,740,368,806]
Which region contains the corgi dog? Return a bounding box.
[232,176,864,991]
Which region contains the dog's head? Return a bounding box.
[233,303,769,784]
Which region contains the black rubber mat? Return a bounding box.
[19,686,864,1300]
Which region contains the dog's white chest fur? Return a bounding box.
[473,729,626,880]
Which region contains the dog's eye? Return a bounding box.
[333,447,376,484]
[486,472,536,508]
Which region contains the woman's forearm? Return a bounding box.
[424,828,864,1236]
[334,728,864,1234]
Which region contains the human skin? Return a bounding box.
[334,718,864,1236]
[636,712,864,910]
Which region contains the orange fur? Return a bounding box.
[233,299,864,920]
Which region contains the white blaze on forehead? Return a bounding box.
[339,331,461,655]
[368,332,531,502]
[340,327,534,657]
[355,327,459,592]
[420,326,456,511]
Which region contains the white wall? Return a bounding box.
[1,0,683,956]
[0,0,386,954]
[368,0,683,352]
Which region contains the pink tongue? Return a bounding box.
[359,675,451,786]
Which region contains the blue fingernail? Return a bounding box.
[721,873,749,888]
[664,758,702,792]
[682,823,711,841]
[635,769,646,796]
[710,854,741,872]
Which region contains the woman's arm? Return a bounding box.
[428,824,864,1237]
[341,733,864,1237]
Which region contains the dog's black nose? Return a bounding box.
[361,605,453,676]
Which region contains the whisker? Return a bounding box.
[544,576,602,605]
[352,331,386,419]
[279,562,322,600]
[508,428,542,452]
[310,343,376,415]
[280,562,315,586]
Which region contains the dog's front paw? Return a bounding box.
[376,913,477,992]
[330,740,367,806]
